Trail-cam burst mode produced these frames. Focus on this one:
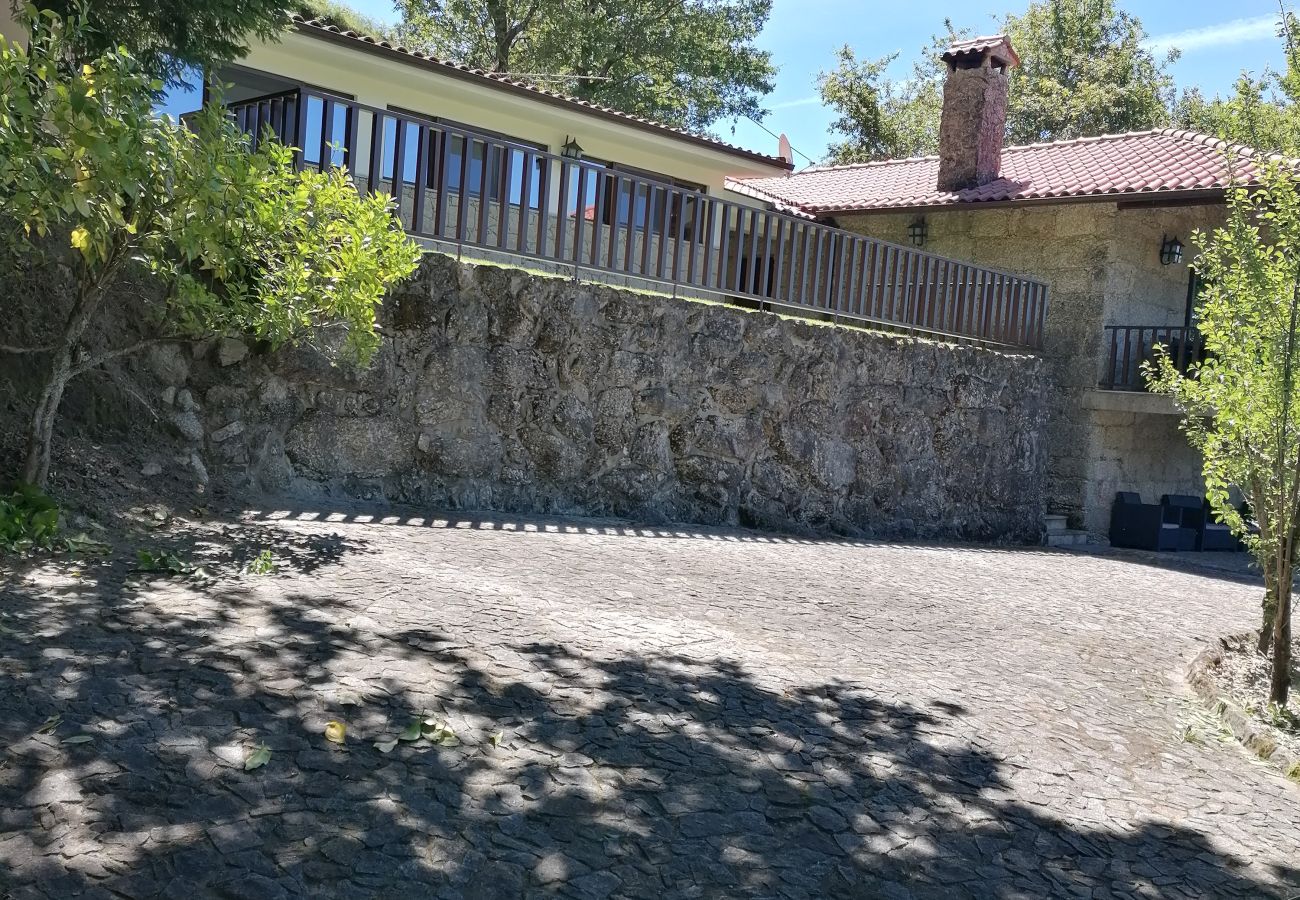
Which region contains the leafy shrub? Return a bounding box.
[0,484,60,552]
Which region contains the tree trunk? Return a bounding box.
[487,0,513,71]
[19,255,119,489]
[1260,567,1278,655]
[21,350,74,488]
[1270,573,1293,705]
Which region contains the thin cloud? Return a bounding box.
[1145,15,1277,54]
[770,95,822,111]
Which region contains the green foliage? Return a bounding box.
[818,30,953,165]
[245,742,272,770]
[135,548,192,574]
[27,0,293,85]
[1176,76,1300,156]
[1145,165,1300,556]
[1173,11,1300,155]
[394,0,776,132]
[293,0,397,40]
[245,549,276,575]
[819,0,1177,163]
[1146,164,1300,704]
[0,9,421,365]
[1000,0,1175,145]
[0,9,421,487]
[0,483,60,553]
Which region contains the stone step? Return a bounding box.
[1045,529,1091,548]
[1043,514,1070,533]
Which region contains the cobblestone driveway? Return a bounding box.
[2,507,1299,899]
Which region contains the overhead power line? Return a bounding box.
[741,114,818,167]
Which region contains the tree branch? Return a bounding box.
[69,338,166,377]
[0,343,56,354]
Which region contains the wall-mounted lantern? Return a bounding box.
[1160,234,1184,266]
[561,135,584,160]
[907,217,928,247]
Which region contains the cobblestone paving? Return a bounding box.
[2,507,1299,899]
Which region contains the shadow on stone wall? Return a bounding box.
[2,251,1049,542]
[0,513,1292,897]
[180,254,1048,542]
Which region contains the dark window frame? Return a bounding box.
[387,106,546,207]
[204,63,355,106]
[577,157,707,240]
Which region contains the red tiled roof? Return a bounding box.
[941,35,1020,68]
[291,16,793,171]
[725,129,1272,215]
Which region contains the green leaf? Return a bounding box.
[244,743,271,770]
[397,721,423,742]
[61,734,94,744]
[64,532,109,554]
[374,739,398,754]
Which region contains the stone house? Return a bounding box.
[728,35,1265,538]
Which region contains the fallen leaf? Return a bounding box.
[374,739,398,754]
[324,721,346,744]
[245,743,271,771]
[398,721,422,742]
[34,715,62,735]
[489,730,504,748]
[62,734,94,744]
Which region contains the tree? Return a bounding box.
[24,0,293,85]
[0,9,422,488]
[1147,165,1300,706]
[294,0,397,40]
[819,0,1177,163]
[1176,76,1300,157]
[394,0,776,133]
[1173,9,1300,155]
[818,29,956,166]
[1000,0,1175,145]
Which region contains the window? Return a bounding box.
[572,158,706,241]
[387,108,546,209]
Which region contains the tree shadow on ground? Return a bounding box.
[0,512,1296,899]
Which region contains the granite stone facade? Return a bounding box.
[136,254,1050,540]
[839,201,1225,534]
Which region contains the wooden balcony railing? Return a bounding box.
[225,87,1050,350]
[1101,325,1205,391]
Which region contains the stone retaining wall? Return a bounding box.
[143,254,1045,539]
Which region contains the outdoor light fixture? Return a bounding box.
[907,218,928,247]
[561,135,584,160]
[1160,234,1184,266]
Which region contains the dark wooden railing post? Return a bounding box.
[1100,324,1199,391]
[220,86,1051,349]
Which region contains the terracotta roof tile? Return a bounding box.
[725,129,1274,214]
[291,16,792,170]
[941,35,1020,68]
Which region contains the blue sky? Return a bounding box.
[341,1,1289,164]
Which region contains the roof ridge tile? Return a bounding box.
[732,127,1271,214]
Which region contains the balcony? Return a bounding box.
[223,87,1050,350]
[1100,325,1204,392]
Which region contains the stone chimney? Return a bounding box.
[936,35,1019,192]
